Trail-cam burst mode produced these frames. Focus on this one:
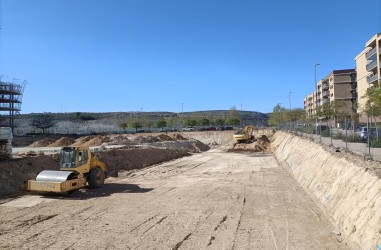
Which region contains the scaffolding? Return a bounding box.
[0,80,27,133]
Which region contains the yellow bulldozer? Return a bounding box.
[233,125,255,143]
[27,146,108,194]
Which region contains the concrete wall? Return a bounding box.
[272,131,381,249]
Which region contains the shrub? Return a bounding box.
[370,139,381,148]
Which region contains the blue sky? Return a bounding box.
[0,0,380,114]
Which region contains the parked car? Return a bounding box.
[220,126,233,131]
[355,127,380,141]
[182,126,195,131]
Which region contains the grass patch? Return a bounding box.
[370,139,381,148]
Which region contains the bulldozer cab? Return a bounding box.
[59,147,91,173]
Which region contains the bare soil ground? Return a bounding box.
[0,130,350,249]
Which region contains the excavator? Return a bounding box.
[27,146,108,194]
[233,125,255,143]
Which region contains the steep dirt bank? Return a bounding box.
[272,131,381,249]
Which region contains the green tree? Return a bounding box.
[184,119,197,127]
[166,117,177,129]
[268,104,286,127]
[363,84,381,139]
[143,115,154,132]
[285,108,305,128]
[316,101,344,122]
[30,113,56,134]
[198,117,210,126]
[227,106,241,121]
[129,121,142,132]
[156,120,167,130]
[124,116,142,132]
[214,118,225,126]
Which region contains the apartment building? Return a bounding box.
[355,33,381,123]
[303,92,314,118]
[304,69,357,123]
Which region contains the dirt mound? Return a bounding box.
[0,155,59,197]
[258,135,270,143]
[147,139,210,153]
[48,137,76,147]
[80,136,112,147]
[228,134,272,153]
[95,148,190,177]
[172,133,187,140]
[0,146,191,197]
[191,140,210,152]
[157,134,175,141]
[106,135,132,145]
[134,135,160,143]
[28,138,57,147]
[71,136,96,146]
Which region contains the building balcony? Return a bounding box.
[366,60,377,71]
[322,91,329,97]
[366,47,377,58]
[367,74,378,84]
[322,83,329,90]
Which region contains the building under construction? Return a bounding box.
[0,80,26,159]
[0,80,26,130]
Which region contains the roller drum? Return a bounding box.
[36,170,76,182]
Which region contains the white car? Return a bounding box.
[182,126,195,131]
[355,127,379,141]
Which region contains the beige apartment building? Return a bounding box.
[355,33,381,123]
[303,92,315,118]
[304,69,357,126]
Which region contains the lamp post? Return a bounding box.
[314,63,320,138]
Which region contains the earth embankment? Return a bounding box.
[272,131,381,249]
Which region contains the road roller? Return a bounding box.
[27,146,108,193]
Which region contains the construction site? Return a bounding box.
[0,125,380,250]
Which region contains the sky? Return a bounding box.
[0,0,380,114]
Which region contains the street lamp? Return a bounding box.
[314,63,320,137]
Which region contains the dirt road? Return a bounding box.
[0,149,348,249]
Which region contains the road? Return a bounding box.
[0,149,347,249]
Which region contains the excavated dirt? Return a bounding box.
[48,137,76,147]
[2,133,214,198]
[273,132,381,249]
[0,131,350,249]
[28,138,57,147]
[70,135,96,146]
[0,156,59,197]
[0,147,190,198]
[156,134,175,141]
[172,133,186,140]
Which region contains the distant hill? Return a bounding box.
[13,110,268,135]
